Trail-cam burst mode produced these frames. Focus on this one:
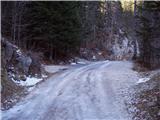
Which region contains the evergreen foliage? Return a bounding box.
[2,1,82,61]
[136,1,160,69]
[26,2,81,60]
[1,1,160,67]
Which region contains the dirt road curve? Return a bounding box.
[2,61,139,120]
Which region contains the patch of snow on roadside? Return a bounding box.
[77,61,86,65]
[10,75,43,86]
[44,65,69,73]
[69,58,90,65]
[77,58,90,65]
[42,74,48,78]
[27,86,35,92]
[71,63,77,65]
[136,77,150,84]
[92,55,96,60]
[98,52,102,55]
[19,77,43,86]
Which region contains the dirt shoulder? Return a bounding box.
[127,69,160,120]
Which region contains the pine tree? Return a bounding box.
[136,1,160,69]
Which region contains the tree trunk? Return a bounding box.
[49,40,53,61]
[18,11,21,47]
[12,2,17,44]
[133,0,137,59]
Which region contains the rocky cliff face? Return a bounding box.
[1,37,42,110]
[80,29,138,61]
[110,29,138,60]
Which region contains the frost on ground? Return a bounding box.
[2,61,139,120]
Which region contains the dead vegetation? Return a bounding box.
[1,66,27,110]
[128,73,160,120]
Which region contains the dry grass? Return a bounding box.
[130,74,160,120]
[1,69,27,110]
[132,60,150,72]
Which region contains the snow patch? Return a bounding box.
[77,61,86,65]
[44,65,69,73]
[71,62,77,65]
[136,77,150,84]
[98,52,102,55]
[18,77,43,86]
[42,74,48,78]
[27,86,35,92]
[16,49,22,56]
[70,58,90,65]
[119,29,124,34]
[77,58,90,65]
